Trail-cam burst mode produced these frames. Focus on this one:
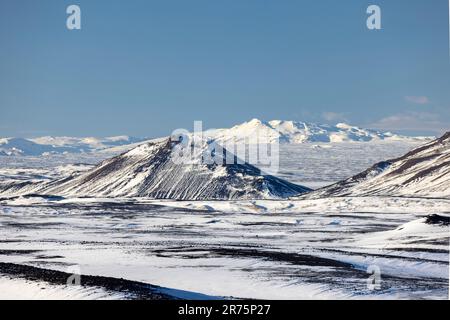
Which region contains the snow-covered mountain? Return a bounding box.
[0,138,310,200]
[0,136,146,156]
[207,119,433,144]
[301,132,450,199]
[0,119,433,157]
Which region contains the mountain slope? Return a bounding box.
[301,132,450,199]
[0,138,310,200]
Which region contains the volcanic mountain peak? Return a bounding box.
[0,137,310,200]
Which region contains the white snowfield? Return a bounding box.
[0,198,448,300]
[0,132,448,300]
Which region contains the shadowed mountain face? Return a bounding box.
[0,139,310,200]
[301,132,450,199]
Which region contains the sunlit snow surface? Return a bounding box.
[0,142,448,299]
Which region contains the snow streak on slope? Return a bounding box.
[207,119,433,144]
[303,132,450,199]
[0,139,310,200]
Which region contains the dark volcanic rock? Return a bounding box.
[424,214,450,226]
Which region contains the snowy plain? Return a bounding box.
[0,141,448,300]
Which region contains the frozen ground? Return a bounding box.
[0,142,448,299]
[0,198,448,299]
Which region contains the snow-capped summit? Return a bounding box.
[302,132,450,199]
[208,119,282,144]
[209,119,432,145]
[0,137,310,200]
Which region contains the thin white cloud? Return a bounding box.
[404,96,430,105]
[369,112,448,135]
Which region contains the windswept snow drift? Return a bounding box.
[0,138,310,200]
[301,132,450,199]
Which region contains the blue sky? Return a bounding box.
[0,0,449,137]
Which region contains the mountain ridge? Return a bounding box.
[0,120,433,156]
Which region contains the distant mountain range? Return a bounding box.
[0,136,146,156]
[301,132,450,199]
[208,119,433,144]
[0,120,433,156]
